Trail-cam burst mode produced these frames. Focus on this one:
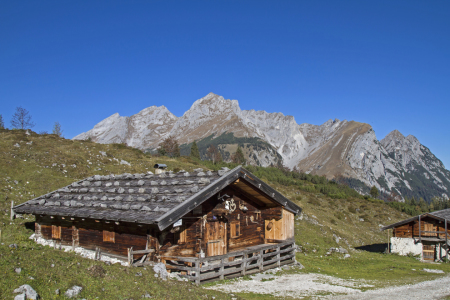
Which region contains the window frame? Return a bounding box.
[230,221,240,238]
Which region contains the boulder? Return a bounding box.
[65,286,83,298]
[13,284,39,300]
[14,293,26,300]
[153,262,168,280]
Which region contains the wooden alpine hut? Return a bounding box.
[14,165,301,283]
[382,208,450,261]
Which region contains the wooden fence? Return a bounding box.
[161,239,297,284]
[127,247,155,266]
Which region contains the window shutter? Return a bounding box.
[52,225,61,239]
[176,226,187,244]
[231,221,240,238]
[103,230,115,243]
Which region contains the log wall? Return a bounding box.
[34,184,296,262]
[36,215,157,258]
[393,217,450,238]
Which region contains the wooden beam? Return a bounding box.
[419,215,421,242]
[227,185,267,208]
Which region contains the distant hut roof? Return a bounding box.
[381,208,450,231]
[153,163,167,169]
[14,166,301,230]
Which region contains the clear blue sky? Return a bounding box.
[1,1,449,167]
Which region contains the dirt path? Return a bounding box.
[207,272,450,299]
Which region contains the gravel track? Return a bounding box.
[207,272,450,299]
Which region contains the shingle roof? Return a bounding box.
[381,208,450,231]
[14,167,223,225]
[14,166,302,230]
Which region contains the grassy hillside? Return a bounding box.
[1,129,450,299]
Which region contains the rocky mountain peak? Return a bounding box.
[73,92,450,201]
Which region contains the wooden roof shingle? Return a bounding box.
[14,166,301,230]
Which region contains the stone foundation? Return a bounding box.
[31,234,128,266]
[390,237,422,257]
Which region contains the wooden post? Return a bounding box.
[194,260,200,285]
[10,201,14,221]
[259,250,263,271]
[241,252,248,276]
[241,253,247,276]
[387,229,390,253]
[419,215,422,242]
[128,247,133,266]
[219,258,224,280]
[276,246,281,267]
[444,219,448,258]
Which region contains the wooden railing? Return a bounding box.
[160,239,297,284]
[127,247,155,266]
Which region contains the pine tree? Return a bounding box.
[0,114,4,129]
[369,186,379,198]
[232,145,246,164]
[190,141,200,160]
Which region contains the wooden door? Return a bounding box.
[424,223,435,237]
[423,244,435,261]
[206,221,227,257]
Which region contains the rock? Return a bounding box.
[359,218,364,222]
[51,264,55,268]
[344,254,351,259]
[55,289,60,295]
[168,272,185,281]
[153,262,168,280]
[338,247,348,254]
[65,286,83,298]
[423,268,444,274]
[13,284,39,299]
[120,160,131,166]
[15,267,22,274]
[143,293,152,298]
[14,143,20,148]
[15,293,26,300]
[135,272,142,276]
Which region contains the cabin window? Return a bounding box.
[175,226,187,244]
[230,221,240,238]
[52,225,61,239]
[103,230,115,243]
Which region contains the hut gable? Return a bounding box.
[14,166,301,231]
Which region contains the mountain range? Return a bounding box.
[74,93,450,201]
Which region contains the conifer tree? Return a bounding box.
[232,145,246,164]
[190,141,200,160]
[369,186,379,198]
[0,114,4,129]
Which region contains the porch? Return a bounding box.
[160,239,298,284]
